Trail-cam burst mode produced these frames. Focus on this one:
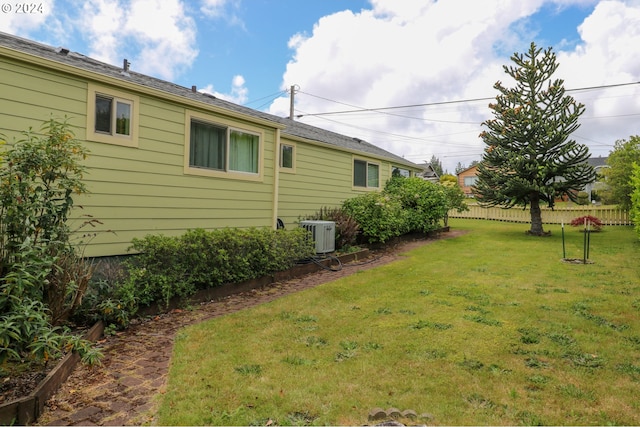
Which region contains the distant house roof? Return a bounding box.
[457,164,479,175]
[0,31,417,169]
[587,156,608,168]
[415,163,440,182]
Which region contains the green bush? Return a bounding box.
[384,176,448,233]
[576,191,590,205]
[301,206,360,250]
[0,118,100,365]
[342,192,409,244]
[121,227,315,308]
[341,176,450,244]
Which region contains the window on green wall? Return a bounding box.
[87,84,139,147]
[95,95,132,136]
[354,159,380,188]
[392,166,411,177]
[280,144,294,169]
[189,119,259,174]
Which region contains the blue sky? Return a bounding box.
[2,0,639,172]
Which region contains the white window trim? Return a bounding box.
[86,83,139,147]
[279,142,296,173]
[353,157,381,190]
[184,110,264,181]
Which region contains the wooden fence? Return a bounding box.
[449,205,633,226]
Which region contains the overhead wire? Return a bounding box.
[296,80,640,118]
[245,90,289,110]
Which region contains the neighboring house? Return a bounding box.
[0,32,421,257]
[416,163,440,183]
[457,164,479,197]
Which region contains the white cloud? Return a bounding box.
[270,0,640,172]
[0,0,53,35]
[200,0,230,17]
[200,74,248,104]
[200,0,244,28]
[557,0,640,152]
[77,0,197,80]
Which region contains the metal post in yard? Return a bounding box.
[561,220,566,259]
[586,220,591,260]
[583,217,587,264]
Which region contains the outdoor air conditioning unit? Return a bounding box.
[300,220,336,254]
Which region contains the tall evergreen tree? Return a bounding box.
[475,42,595,235]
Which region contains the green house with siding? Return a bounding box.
[0,32,420,257]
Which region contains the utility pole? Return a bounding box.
[289,85,298,120]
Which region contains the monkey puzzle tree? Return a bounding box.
[475,42,595,235]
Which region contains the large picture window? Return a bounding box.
[354,159,380,188]
[187,116,261,177]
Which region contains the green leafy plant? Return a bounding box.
[342,191,409,244]
[0,118,99,365]
[384,176,448,233]
[122,227,315,309]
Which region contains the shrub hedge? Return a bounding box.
[342,176,449,244]
[120,227,315,309]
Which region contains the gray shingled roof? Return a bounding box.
[0,31,417,168]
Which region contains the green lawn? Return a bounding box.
[157,219,640,426]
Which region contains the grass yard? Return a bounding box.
[157,219,640,426]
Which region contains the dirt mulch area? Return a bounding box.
[36,230,466,426]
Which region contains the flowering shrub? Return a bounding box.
[570,215,603,231]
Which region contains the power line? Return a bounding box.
[296,81,640,118]
[244,90,289,109]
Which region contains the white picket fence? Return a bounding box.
[449,205,633,226]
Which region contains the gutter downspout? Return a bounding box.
[272,128,281,229]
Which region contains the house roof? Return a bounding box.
[457,164,479,175]
[0,31,417,169]
[587,156,608,168]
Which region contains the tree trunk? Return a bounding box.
[529,194,545,235]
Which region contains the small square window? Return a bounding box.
[94,95,133,136]
[87,84,139,147]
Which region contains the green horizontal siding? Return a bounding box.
[277,140,375,226]
[0,60,86,134]
[1,50,419,258]
[1,55,278,257]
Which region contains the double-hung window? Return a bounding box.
[87,84,139,147]
[187,115,262,178]
[353,159,380,188]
